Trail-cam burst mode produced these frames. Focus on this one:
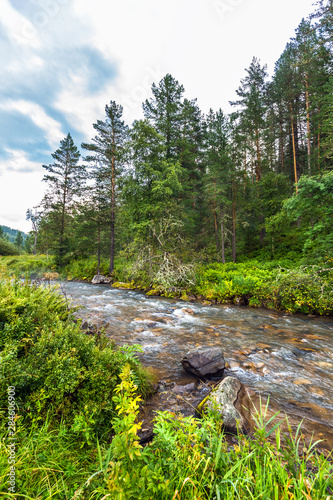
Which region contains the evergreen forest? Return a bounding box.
[1,2,333,499]
[15,4,332,298]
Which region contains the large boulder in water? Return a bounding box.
[181,347,225,377]
[91,275,111,284]
[198,376,254,434]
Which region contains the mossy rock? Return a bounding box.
[162,291,180,298]
[112,282,135,289]
[146,289,160,296]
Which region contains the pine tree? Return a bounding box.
[311,0,333,55]
[82,101,128,274]
[123,119,182,241]
[14,231,24,252]
[74,179,111,273]
[0,226,7,240]
[321,77,333,164]
[292,19,330,176]
[178,98,205,242]
[230,57,268,182]
[143,74,184,160]
[204,109,233,262]
[42,133,84,267]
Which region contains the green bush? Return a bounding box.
[0,238,18,256]
[64,257,110,280]
[81,369,333,499]
[0,278,151,440]
[193,260,333,314]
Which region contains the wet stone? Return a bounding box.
[228,361,239,371]
[91,275,111,284]
[294,379,312,385]
[182,308,194,315]
[172,383,197,395]
[198,377,253,434]
[181,346,225,378]
[258,323,276,330]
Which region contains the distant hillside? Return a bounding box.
[0,225,28,243]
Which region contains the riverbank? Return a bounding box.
[0,276,332,498]
[75,257,333,315]
[1,255,333,315]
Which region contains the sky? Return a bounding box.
[0,0,317,233]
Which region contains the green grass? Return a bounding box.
[2,370,331,499]
[195,261,333,314]
[0,254,55,278]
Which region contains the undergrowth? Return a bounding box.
[2,367,331,499]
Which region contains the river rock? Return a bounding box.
[198,376,253,434]
[91,275,111,284]
[172,382,197,395]
[182,307,194,315]
[181,347,225,377]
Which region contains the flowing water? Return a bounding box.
[63,281,333,448]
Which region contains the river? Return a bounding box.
[62,281,333,449]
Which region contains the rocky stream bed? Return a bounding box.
[61,281,333,452]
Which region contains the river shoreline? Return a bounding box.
[66,276,332,319]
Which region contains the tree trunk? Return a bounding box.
[280,118,284,171]
[255,128,261,181]
[97,225,101,275]
[213,202,220,263]
[232,183,236,263]
[318,123,321,172]
[33,232,38,255]
[244,150,247,193]
[305,74,311,176]
[110,130,116,274]
[220,211,225,264]
[59,157,69,267]
[290,102,298,194]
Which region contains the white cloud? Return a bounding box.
[1,0,40,47]
[0,100,64,149]
[2,148,42,174]
[0,168,46,232]
[71,0,316,119]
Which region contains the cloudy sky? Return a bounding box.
[0,0,316,232]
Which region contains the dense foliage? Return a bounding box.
[0,238,19,256]
[0,278,150,441]
[1,3,333,498]
[19,1,332,276]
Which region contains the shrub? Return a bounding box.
[0,238,18,256]
[0,278,151,440]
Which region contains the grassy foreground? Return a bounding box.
[0,272,332,498]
